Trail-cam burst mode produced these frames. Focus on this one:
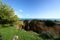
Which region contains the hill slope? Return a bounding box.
[0,27,43,40]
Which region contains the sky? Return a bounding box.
[2,0,60,19]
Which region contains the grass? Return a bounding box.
[0,26,18,40]
[0,26,43,40]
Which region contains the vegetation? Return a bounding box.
[0,1,19,26]
[0,0,60,40]
[0,27,43,40]
[23,20,29,31]
[44,20,56,27]
[39,31,54,40]
[0,26,60,40]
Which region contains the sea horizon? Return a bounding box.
[19,18,60,21]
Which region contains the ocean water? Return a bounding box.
[19,18,60,21]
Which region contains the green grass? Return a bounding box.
[0,27,18,40]
[0,27,43,40]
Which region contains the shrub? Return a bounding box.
[0,1,19,26]
[39,31,54,40]
[44,20,56,27]
[54,37,60,40]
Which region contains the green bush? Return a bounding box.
[0,1,19,26]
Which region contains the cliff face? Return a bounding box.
[18,20,60,38]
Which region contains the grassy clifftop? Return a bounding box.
[0,27,43,40]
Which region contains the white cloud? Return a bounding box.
[15,11,24,18]
[15,10,31,18]
[19,9,23,12]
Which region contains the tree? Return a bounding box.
[0,1,19,26]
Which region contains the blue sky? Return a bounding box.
[2,0,60,18]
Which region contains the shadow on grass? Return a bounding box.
[54,38,60,40]
[39,32,55,40]
[39,32,60,40]
[0,33,3,40]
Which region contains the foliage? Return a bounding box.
[39,31,54,40]
[0,1,19,26]
[0,27,43,40]
[54,37,60,40]
[44,20,56,27]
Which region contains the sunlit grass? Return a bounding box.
[0,27,43,40]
